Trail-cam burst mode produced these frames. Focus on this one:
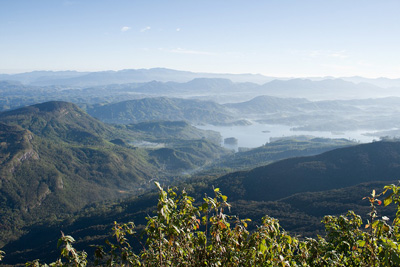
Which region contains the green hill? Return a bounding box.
[207,136,355,172]
[149,139,229,172]
[86,97,236,125]
[0,102,158,245]
[212,141,400,202]
[0,101,115,144]
[125,120,221,143]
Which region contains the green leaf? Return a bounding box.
[259,239,267,254]
[372,220,381,228]
[384,193,393,206]
[357,240,366,247]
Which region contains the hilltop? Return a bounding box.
[0,101,115,144]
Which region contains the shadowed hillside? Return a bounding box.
[213,141,400,201]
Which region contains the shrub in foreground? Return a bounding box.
[3,182,400,266]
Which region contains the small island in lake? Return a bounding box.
[224,137,238,145]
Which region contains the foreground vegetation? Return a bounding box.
[2,182,400,266]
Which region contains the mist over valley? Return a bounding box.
[2,69,400,264]
[2,0,400,264]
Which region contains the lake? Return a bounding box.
[197,122,376,151]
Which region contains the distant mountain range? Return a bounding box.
[11,93,395,134]
[255,78,390,100]
[1,68,400,89]
[3,78,400,133]
[2,73,400,117]
[0,68,273,86]
[225,95,310,114]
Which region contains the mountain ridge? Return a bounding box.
[0,101,115,144]
[2,68,400,88]
[86,97,236,125]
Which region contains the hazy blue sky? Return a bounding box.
[1,0,400,77]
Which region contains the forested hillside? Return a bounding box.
[86,97,236,125]
[0,101,230,248]
[3,140,400,264]
[0,102,158,246]
[213,141,400,201]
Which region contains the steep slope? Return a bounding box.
[0,123,39,180]
[0,102,157,246]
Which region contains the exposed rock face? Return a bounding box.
[18,149,39,163]
[0,125,39,179]
[55,175,64,190]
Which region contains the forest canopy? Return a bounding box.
[4,182,400,267]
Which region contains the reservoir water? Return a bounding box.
[196,122,376,150]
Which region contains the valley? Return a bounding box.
[1,69,400,264]
[3,2,400,264]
